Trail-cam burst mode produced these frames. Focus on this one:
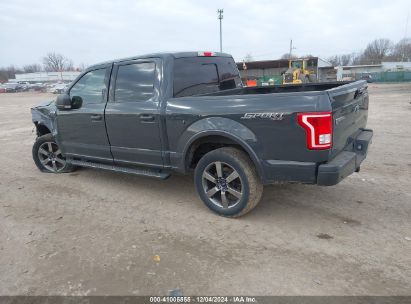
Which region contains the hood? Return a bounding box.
[32,99,55,109]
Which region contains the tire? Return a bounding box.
[194,147,263,217]
[32,133,75,173]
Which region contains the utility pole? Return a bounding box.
[218,9,223,52]
[289,39,296,58]
[403,9,410,61]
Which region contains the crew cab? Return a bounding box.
[31,52,373,217]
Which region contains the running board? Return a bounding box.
[68,159,170,179]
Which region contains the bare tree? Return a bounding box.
[244,53,254,62]
[77,63,88,72]
[0,66,22,83]
[327,54,353,66]
[23,64,42,73]
[362,39,393,64]
[351,52,365,65]
[327,56,339,66]
[281,53,298,59]
[392,38,411,61]
[301,54,315,58]
[42,52,72,72]
[65,59,74,71]
[341,54,352,65]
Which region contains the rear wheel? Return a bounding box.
[194,147,263,217]
[32,134,75,173]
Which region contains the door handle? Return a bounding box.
[140,114,155,122]
[90,114,102,121]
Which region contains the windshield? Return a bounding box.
[291,60,303,69]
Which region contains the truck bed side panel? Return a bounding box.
[165,90,332,170]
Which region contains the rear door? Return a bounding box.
[328,81,369,157]
[104,58,163,167]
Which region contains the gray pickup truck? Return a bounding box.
[31,52,373,217]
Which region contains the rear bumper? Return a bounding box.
[261,129,373,186]
[317,129,373,185]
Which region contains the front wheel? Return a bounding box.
[194,147,263,217]
[32,134,75,173]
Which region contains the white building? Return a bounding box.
[342,61,411,76]
[381,61,411,71]
[9,71,81,83]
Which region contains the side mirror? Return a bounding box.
[56,94,83,110]
[56,94,72,110]
[71,96,83,109]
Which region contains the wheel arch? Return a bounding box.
[183,130,265,182]
[34,122,52,137]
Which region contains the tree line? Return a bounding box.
[327,38,411,66]
[0,52,86,83]
[248,38,411,67]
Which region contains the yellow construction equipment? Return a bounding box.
[282,58,317,84]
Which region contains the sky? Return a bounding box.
[0,0,410,67]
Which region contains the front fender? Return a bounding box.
[176,117,265,180]
[31,102,57,137]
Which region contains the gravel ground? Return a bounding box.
[0,84,410,296]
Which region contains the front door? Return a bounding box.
[56,66,113,162]
[104,59,163,167]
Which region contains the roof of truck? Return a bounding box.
[87,51,233,70]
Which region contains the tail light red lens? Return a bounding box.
[297,112,333,150]
[198,51,215,57]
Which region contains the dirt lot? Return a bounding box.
[0,84,410,296]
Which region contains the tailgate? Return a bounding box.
[327,80,369,158]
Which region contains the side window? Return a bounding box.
[216,59,242,90]
[69,68,107,104]
[114,62,155,102]
[173,59,219,97]
[173,57,241,97]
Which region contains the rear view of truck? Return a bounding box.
[292,80,373,186]
[315,81,373,185]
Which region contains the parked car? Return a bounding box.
[29,83,47,92]
[361,74,374,83]
[31,52,373,217]
[18,81,31,91]
[0,85,6,93]
[3,83,22,93]
[51,83,67,94]
[46,83,56,93]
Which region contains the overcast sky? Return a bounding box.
[0,0,410,67]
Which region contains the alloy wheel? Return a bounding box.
[37,141,66,172]
[201,161,243,209]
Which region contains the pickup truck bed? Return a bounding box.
[205,81,352,96]
[167,79,371,186]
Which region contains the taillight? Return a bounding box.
[297,112,332,150]
[198,51,215,57]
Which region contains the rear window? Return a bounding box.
[173,57,242,97]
